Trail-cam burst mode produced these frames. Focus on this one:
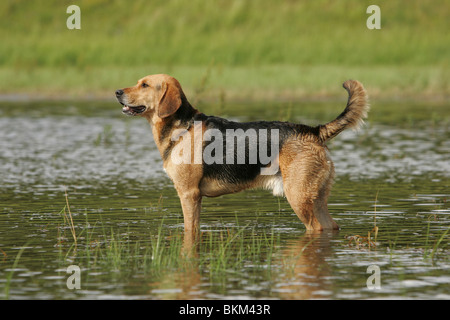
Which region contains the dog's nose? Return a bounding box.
[115,89,124,97]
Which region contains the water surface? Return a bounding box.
[0,100,448,299]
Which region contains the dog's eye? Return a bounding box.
[141,83,149,88]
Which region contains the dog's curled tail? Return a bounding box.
[319,80,369,142]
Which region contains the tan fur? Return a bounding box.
[159,121,204,234]
[319,80,369,142]
[116,74,369,236]
[279,140,338,231]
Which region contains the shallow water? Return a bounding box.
[0,100,449,300]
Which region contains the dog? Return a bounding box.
[115,74,369,233]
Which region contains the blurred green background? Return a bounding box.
[0,0,448,101]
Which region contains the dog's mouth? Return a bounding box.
[120,103,147,116]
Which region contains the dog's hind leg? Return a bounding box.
[280,143,339,231]
[312,173,340,231]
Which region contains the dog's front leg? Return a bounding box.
[177,188,202,235]
[177,188,202,255]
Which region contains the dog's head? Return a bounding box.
[115,74,185,119]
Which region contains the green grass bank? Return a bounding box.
[0,0,448,101]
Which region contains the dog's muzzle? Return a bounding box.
[115,89,147,116]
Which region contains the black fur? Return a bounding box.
[201,116,303,184]
[162,102,321,185]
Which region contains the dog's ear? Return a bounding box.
[157,81,182,118]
